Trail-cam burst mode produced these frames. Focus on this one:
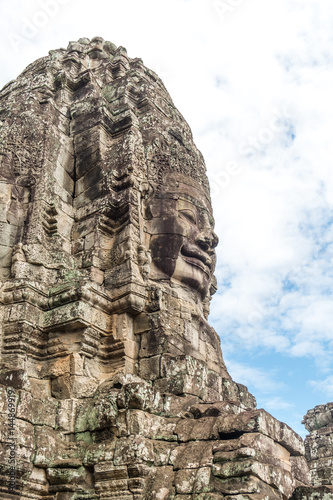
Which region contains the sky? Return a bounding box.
[1,0,333,438]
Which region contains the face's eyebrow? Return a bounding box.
[176,195,209,211]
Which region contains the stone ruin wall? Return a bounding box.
[0,36,331,499]
[297,403,333,497]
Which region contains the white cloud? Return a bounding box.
[263,396,294,412]
[205,0,333,377]
[224,359,285,394]
[309,376,333,399]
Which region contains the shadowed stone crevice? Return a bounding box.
[70,108,77,201]
[218,431,245,441]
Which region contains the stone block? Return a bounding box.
[212,474,283,498]
[27,466,49,494]
[175,467,212,494]
[29,378,51,399]
[310,457,333,486]
[53,163,74,195]
[72,216,98,240]
[0,182,12,204]
[163,394,201,418]
[212,459,293,498]
[16,390,58,427]
[133,313,151,334]
[153,441,178,466]
[70,352,84,376]
[189,401,242,419]
[51,375,71,399]
[75,394,118,433]
[138,355,161,380]
[123,339,139,361]
[290,486,333,499]
[7,302,41,326]
[222,378,240,402]
[212,409,304,457]
[56,142,75,176]
[0,222,18,247]
[175,417,218,442]
[305,431,333,460]
[170,441,214,470]
[94,462,127,480]
[83,440,116,466]
[213,432,291,471]
[143,466,175,500]
[75,162,102,196]
[3,418,35,449]
[127,410,178,441]
[0,203,9,223]
[34,426,63,468]
[114,436,155,465]
[74,179,104,208]
[139,329,187,358]
[117,381,163,414]
[154,354,212,398]
[45,356,71,379]
[91,266,104,284]
[46,466,88,486]
[71,376,98,398]
[57,211,74,240]
[35,424,83,468]
[0,368,31,390]
[291,456,311,486]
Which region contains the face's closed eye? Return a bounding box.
[179,208,197,224]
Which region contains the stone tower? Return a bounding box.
[0,37,312,499]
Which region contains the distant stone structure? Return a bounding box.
[304,404,333,485]
[288,403,333,499]
[0,36,326,499]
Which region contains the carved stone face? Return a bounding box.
[146,173,218,297]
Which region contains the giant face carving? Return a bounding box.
[146,173,218,298]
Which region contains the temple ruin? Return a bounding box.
[0,36,332,499]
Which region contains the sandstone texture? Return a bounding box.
[290,486,333,500]
[303,404,333,488]
[289,405,333,499]
[0,37,319,498]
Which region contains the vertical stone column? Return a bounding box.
[303,403,333,486]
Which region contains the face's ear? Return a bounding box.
[141,183,155,219]
[144,203,153,220]
[141,182,154,200]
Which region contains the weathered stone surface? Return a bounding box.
[212,408,305,456]
[291,456,312,486]
[303,404,333,488]
[0,37,313,499]
[290,486,333,499]
[303,403,333,432]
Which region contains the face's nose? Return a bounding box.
[195,230,219,252]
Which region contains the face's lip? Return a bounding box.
[181,242,212,273]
